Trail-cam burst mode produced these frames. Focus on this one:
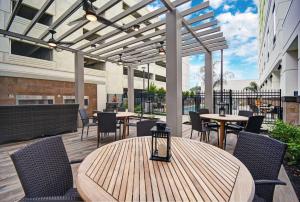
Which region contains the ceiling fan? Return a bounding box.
[68,0,123,31]
[47,30,75,48]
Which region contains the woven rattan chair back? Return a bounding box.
[137,120,157,136]
[244,115,264,133]
[10,136,73,198]
[97,112,117,133]
[198,108,210,114]
[234,131,287,201]
[189,111,205,132]
[79,108,89,126]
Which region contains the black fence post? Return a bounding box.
[229,89,233,114]
[213,90,216,113]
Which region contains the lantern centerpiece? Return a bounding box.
[219,102,226,117]
[150,122,171,162]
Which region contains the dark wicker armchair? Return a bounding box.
[79,108,97,141]
[189,111,210,142]
[234,132,287,202]
[10,136,82,202]
[97,112,120,147]
[136,120,157,136]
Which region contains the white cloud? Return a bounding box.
[210,0,224,9]
[223,4,233,11]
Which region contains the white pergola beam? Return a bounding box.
[6,0,23,31]
[109,27,221,60]
[23,0,54,35]
[67,0,156,44]
[56,0,120,42]
[39,0,83,40]
[102,20,218,59]
[80,0,197,51]
[87,3,211,54]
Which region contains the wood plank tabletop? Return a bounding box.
[77,137,254,202]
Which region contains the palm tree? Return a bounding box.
[244,81,258,92]
[199,61,235,88]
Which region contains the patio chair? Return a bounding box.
[198,108,220,144]
[224,115,264,149]
[234,131,287,202]
[10,136,82,202]
[226,110,253,134]
[189,111,210,142]
[97,112,120,147]
[136,120,157,136]
[79,108,97,141]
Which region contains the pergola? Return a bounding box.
[0,0,228,136]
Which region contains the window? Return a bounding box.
[155,75,166,82]
[11,40,53,61]
[84,57,105,70]
[272,4,276,43]
[12,2,53,26]
[16,95,55,105]
[63,96,89,108]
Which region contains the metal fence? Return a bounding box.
[106,90,282,124]
[213,90,282,124]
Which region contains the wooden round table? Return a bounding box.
[200,114,249,149]
[77,137,254,202]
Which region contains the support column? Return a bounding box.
[128,66,134,112]
[75,52,84,127]
[166,10,182,137]
[205,51,213,112]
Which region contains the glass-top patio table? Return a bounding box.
[200,114,249,149]
[77,137,254,201]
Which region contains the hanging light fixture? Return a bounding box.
[48,30,57,47]
[133,24,140,31]
[85,10,97,22]
[85,1,97,22]
[118,54,123,65]
[158,41,165,56]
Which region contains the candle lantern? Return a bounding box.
[150,122,171,162]
[219,102,226,117]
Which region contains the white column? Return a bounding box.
[271,72,280,89]
[127,66,134,112]
[75,52,84,127]
[166,10,182,137]
[205,51,213,112]
[281,51,298,96]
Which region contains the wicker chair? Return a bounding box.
[10,136,82,202]
[97,112,120,147]
[234,132,287,202]
[189,111,210,142]
[226,110,253,134]
[198,108,219,144]
[136,120,157,136]
[79,108,97,141]
[225,115,264,149]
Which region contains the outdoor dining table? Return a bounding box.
[93,111,135,139]
[77,137,254,202]
[200,114,249,149]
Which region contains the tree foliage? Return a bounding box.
[244,81,259,92]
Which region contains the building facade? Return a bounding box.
[258,0,299,123]
[0,0,189,114]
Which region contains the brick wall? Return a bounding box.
[0,76,97,115]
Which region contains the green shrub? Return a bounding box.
[270,120,300,165]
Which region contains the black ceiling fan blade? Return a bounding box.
[96,15,123,30]
[68,16,86,26]
[58,41,75,45]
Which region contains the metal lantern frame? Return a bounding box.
[150,126,171,162]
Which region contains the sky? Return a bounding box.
[148,0,259,89]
